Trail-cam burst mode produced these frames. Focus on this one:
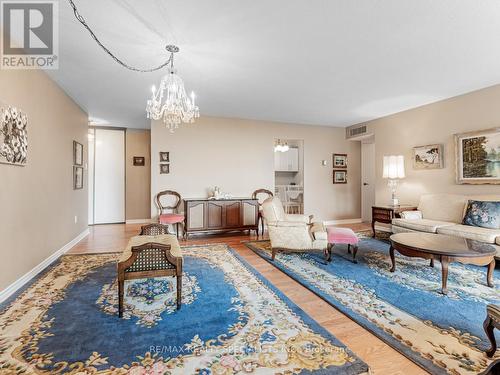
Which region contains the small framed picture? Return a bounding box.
[73,166,83,189]
[413,144,444,170]
[333,153,347,168]
[160,164,170,174]
[159,151,170,162]
[73,141,83,166]
[333,169,347,184]
[133,156,145,166]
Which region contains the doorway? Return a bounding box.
[361,140,375,222]
[274,139,304,214]
[88,127,126,224]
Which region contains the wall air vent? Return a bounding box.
[346,124,367,139]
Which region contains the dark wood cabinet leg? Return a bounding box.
[176,275,182,310]
[487,260,495,287]
[440,256,449,295]
[484,315,497,357]
[389,246,396,272]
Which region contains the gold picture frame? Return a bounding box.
[455,127,500,184]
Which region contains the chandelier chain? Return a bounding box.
[66,0,172,73]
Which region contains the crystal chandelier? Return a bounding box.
[274,139,289,152]
[146,45,200,133]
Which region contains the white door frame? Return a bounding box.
[361,137,375,223]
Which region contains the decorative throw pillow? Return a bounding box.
[400,210,423,220]
[462,200,500,229]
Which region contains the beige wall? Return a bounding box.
[0,69,88,291]
[362,84,500,206]
[151,116,361,222]
[126,129,151,220]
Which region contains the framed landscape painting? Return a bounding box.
[455,127,500,184]
[413,144,444,170]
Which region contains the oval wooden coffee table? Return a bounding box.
[389,232,497,295]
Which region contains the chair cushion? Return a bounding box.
[119,234,182,262]
[437,224,500,243]
[463,200,500,229]
[159,213,185,224]
[391,218,455,233]
[326,227,359,245]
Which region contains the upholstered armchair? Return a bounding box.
[261,197,328,260]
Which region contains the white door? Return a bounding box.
[93,128,125,224]
[361,142,376,222]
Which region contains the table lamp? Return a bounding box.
[383,155,405,206]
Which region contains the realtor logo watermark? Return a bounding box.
[1,0,58,69]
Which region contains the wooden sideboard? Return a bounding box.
[184,198,259,239]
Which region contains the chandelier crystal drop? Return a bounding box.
[146,45,200,133]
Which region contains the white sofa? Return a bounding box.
[261,197,328,260]
[391,194,500,256]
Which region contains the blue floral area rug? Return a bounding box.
[0,244,369,374]
[246,238,500,375]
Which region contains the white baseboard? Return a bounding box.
[323,218,363,225]
[125,219,153,224]
[0,228,90,304]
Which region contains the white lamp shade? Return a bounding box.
[383,155,405,179]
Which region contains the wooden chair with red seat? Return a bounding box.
[155,190,185,239]
[252,188,274,235]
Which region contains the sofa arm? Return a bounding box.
[400,210,422,220]
[285,214,313,223]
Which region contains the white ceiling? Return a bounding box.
[47,0,500,129]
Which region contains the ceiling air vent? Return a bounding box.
[346,124,367,139]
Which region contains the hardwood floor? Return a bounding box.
[68,223,427,375]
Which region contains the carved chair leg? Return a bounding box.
[261,217,265,236]
[347,244,351,254]
[271,248,276,261]
[176,274,182,310]
[484,315,497,357]
[118,279,124,318]
[176,223,179,239]
[326,243,333,262]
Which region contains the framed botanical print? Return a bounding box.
[73,166,83,189]
[333,153,347,168]
[455,127,500,184]
[160,164,170,174]
[73,141,83,166]
[159,151,170,163]
[413,144,444,170]
[333,169,347,184]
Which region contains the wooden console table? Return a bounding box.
[184,198,259,239]
[372,205,417,238]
